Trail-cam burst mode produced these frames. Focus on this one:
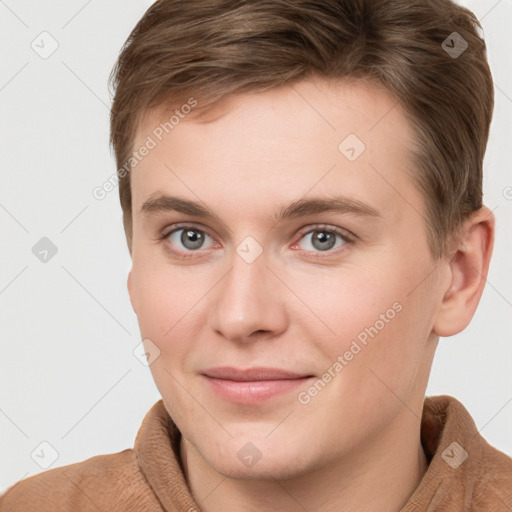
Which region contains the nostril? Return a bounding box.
[250,330,268,337]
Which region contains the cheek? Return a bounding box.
[130,264,192,357]
[132,257,202,328]
[132,268,200,409]
[295,262,431,382]
[288,266,402,353]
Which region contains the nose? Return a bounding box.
[208,248,288,343]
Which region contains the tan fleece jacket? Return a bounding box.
[1,395,511,511]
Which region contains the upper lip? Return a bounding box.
[202,367,313,381]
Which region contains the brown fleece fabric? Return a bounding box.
[1,395,511,511]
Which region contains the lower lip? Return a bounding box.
[203,376,312,404]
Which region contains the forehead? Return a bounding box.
[130,78,423,227]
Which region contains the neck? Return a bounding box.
[180,407,428,512]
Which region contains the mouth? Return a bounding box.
[201,366,315,404]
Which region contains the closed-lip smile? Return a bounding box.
[202,366,314,404]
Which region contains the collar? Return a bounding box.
[133,395,508,511]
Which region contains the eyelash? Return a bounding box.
[159,223,354,260]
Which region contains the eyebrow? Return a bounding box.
[140,194,380,223]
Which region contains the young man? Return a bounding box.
[2,0,511,510]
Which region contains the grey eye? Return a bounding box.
[168,228,213,251]
[298,230,346,252]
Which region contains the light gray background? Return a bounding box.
[1,0,511,494]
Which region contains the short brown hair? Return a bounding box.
[109,0,494,259]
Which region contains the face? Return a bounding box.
[128,78,448,480]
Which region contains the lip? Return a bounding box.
[202,366,314,404]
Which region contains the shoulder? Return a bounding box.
[0,448,161,511]
[471,438,512,508]
[424,395,512,509]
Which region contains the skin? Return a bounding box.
[127,77,494,512]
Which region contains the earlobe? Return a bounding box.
[433,207,495,337]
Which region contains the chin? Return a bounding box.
[202,439,316,482]
[211,457,311,482]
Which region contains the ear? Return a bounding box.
[127,269,137,314]
[433,206,495,337]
